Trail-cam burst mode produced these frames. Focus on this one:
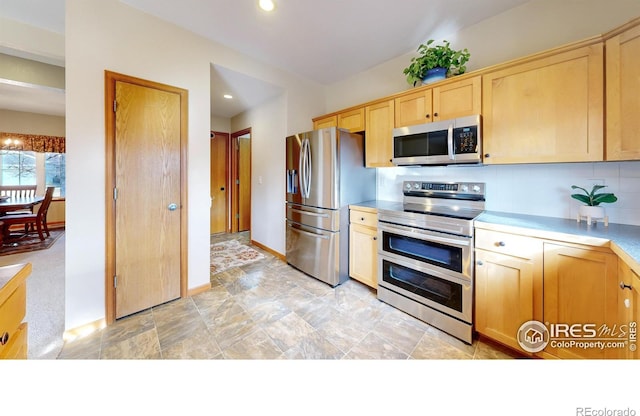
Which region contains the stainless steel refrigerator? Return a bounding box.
[285,127,376,287]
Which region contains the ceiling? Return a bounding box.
[0,0,530,118]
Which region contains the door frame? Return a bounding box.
[104,70,189,325]
[230,128,251,233]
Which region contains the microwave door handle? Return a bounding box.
[447,124,454,160]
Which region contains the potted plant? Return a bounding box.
[403,39,471,86]
[571,184,617,220]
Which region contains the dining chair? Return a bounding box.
[0,185,38,215]
[0,186,55,242]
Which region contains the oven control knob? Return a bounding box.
[472,185,481,193]
[460,185,468,192]
[405,183,412,190]
[413,183,420,190]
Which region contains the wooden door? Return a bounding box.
[338,107,365,132]
[105,71,187,322]
[394,90,432,127]
[432,75,481,121]
[482,42,604,164]
[475,249,535,354]
[237,134,251,232]
[605,21,640,161]
[365,100,395,167]
[543,243,618,359]
[210,131,229,234]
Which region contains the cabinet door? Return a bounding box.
[338,107,365,132]
[432,75,481,121]
[475,249,536,354]
[394,90,432,127]
[618,260,640,359]
[606,23,640,161]
[349,223,378,289]
[543,243,618,359]
[313,115,337,130]
[365,100,394,167]
[482,43,604,164]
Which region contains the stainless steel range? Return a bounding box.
[377,181,486,344]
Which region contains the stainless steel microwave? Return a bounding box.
[392,114,482,166]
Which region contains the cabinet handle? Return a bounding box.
[0,331,8,345]
[360,217,365,221]
[477,260,484,266]
[373,236,377,241]
[497,241,506,247]
[433,112,439,117]
[425,114,430,118]
[620,282,633,291]
[484,154,490,158]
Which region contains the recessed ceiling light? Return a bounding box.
[223,94,233,99]
[259,0,275,12]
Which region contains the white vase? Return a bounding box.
[579,205,605,219]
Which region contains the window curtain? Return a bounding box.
[0,132,65,153]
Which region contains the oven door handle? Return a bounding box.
[378,222,470,248]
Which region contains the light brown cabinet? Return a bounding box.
[394,75,481,127]
[482,41,604,164]
[313,107,365,133]
[313,115,337,130]
[364,100,395,167]
[605,20,640,161]
[542,243,620,359]
[0,263,31,360]
[349,207,378,289]
[617,259,640,359]
[474,229,542,354]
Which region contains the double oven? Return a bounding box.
[377,181,485,344]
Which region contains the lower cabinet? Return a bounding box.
[0,263,31,360]
[475,227,636,359]
[349,207,378,289]
[474,229,542,355]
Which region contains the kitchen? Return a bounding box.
[4,0,640,414]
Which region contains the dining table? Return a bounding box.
[0,195,45,216]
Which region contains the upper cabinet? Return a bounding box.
[482,40,604,164]
[313,107,365,133]
[605,18,640,161]
[395,76,481,127]
[365,100,395,168]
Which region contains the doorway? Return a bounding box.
[231,129,251,233]
[105,71,188,323]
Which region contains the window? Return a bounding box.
[45,153,66,197]
[0,150,65,197]
[0,151,36,185]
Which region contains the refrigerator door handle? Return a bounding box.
[299,139,306,198]
[290,208,330,218]
[287,222,330,240]
[300,138,312,199]
[304,138,312,198]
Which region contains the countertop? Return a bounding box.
[476,211,640,272]
[348,200,640,273]
[0,263,31,305]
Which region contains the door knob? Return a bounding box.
[168,203,178,211]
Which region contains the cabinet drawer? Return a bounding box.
[0,282,26,338]
[0,322,27,359]
[475,229,541,259]
[350,210,377,228]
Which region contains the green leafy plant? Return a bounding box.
[570,185,618,206]
[402,39,471,86]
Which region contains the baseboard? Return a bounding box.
[251,239,285,261]
[63,318,106,342]
[188,282,211,297]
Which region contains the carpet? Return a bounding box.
[0,228,64,256]
[210,238,265,274]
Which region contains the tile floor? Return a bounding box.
[57,232,520,360]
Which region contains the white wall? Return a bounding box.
[65,0,324,332]
[210,115,230,133]
[325,0,640,111]
[231,93,287,254]
[0,109,65,136]
[326,0,640,227]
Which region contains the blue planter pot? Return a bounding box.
[422,67,447,84]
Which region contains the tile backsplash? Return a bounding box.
[376,161,640,226]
